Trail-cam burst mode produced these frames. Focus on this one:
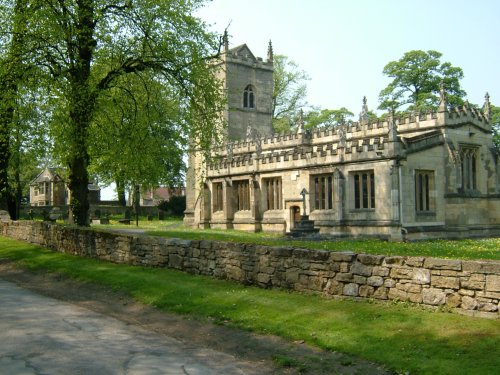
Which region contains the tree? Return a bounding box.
[491,104,500,149]
[15,0,224,226]
[0,0,29,217]
[158,195,186,217]
[272,54,309,133]
[8,83,53,218]
[378,50,466,112]
[305,107,354,129]
[88,72,187,201]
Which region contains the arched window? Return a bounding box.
[460,147,478,191]
[243,85,255,109]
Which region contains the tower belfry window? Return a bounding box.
[243,85,255,109]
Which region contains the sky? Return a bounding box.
[196,0,500,116]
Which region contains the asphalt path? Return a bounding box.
[0,278,269,375]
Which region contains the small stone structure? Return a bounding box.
[1,220,499,318]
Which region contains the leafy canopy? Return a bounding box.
[378,50,466,112]
[305,108,354,129]
[272,54,309,133]
[88,72,188,190]
[490,104,500,149]
[3,0,226,225]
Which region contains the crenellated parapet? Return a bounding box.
[207,100,492,175]
[222,44,274,71]
[208,120,397,173]
[443,102,490,130]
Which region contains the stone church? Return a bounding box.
[184,39,500,241]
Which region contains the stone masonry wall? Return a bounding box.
[1,221,499,318]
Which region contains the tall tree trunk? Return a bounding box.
[10,127,22,220]
[14,167,22,220]
[116,177,127,207]
[67,81,94,226]
[67,0,96,226]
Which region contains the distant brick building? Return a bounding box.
[184,38,500,240]
[139,187,186,206]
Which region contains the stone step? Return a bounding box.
[289,215,320,237]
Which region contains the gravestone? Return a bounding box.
[0,210,10,222]
[49,207,61,222]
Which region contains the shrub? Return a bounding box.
[158,196,186,216]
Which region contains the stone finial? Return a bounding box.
[338,124,346,147]
[388,110,398,142]
[223,30,229,52]
[297,109,305,134]
[226,141,233,160]
[360,96,369,122]
[438,80,447,112]
[246,122,253,139]
[267,40,273,63]
[483,92,491,120]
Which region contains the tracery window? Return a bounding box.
[234,180,250,211]
[313,175,333,210]
[243,85,255,109]
[213,182,223,212]
[264,177,282,210]
[460,147,478,191]
[353,171,375,209]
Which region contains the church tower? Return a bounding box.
[218,33,274,139]
[184,36,274,228]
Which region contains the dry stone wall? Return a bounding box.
[1,220,499,318]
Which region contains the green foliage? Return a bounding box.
[272,55,309,133]
[88,72,186,190]
[490,104,500,148]
[8,82,54,214]
[1,235,499,375]
[0,0,31,215]
[1,0,225,225]
[378,50,466,112]
[305,107,354,129]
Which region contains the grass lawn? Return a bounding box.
[1,235,499,375]
[95,219,500,260]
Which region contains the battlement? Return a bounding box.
[209,124,393,173]
[222,43,273,71]
[208,101,491,174]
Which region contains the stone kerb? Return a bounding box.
[0,220,498,318]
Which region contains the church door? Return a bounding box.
[290,206,301,229]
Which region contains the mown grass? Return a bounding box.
[1,236,499,375]
[100,219,500,260]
